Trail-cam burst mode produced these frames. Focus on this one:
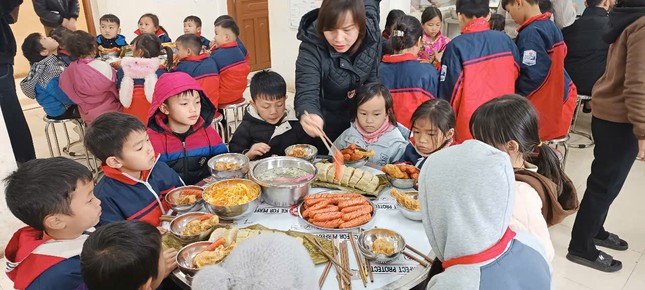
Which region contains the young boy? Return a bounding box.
[503,0,577,141]
[49,26,73,65]
[80,220,177,290]
[439,0,520,143]
[97,14,127,51]
[419,140,551,288]
[4,157,100,290]
[210,18,250,106]
[174,34,221,106]
[85,112,184,226]
[229,70,311,160]
[213,15,249,61]
[183,15,210,49]
[20,32,79,120]
[147,72,228,185]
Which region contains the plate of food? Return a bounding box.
[285,144,318,162]
[340,143,375,168]
[313,162,388,197]
[169,212,221,244]
[176,237,236,276]
[298,191,376,232]
[382,163,420,189]
[202,179,261,220]
[165,186,203,213]
[207,153,250,180]
[390,189,422,221]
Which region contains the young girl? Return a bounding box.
[333,83,408,166]
[398,99,455,168]
[470,94,580,262]
[134,13,172,43]
[117,34,172,125]
[380,15,439,129]
[381,9,405,56]
[418,7,450,70]
[59,31,122,124]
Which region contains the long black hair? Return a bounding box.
[390,15,424,52]
[131,33,173,69]
[470,94,566,195]
[352,83,397,126]
[410,99,456,152]
[384,9,405,36]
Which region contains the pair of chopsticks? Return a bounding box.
[303,111,342,162]
[304,236,352,287]
[339,240,352,290]
[402,244,434,267]
[349,233,368,287]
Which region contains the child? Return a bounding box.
[134,13,172,43]
[80,220,178,290]
[117,34,172,125]
[439,0,520,143]
[398,99,455,168]
[503,0,577,141]
[97,14,127,50]
[213,15,249,61]
[4,157,100,290]
[147,72,228,185]
[470,94,581,262]
[210,18,250,106]
[381,9,405,56]
[489,13,506,31]
[20,33,79,120]
[418,6,451,70]
[380,15,439,129]
[183,15,210,49]
[49,26,73,65]
[85,112,184,226]
[174,34,221,107]
[59,30,122,124]
[419,140,551,288]
[229,70,311,160]
[333,83,407,166]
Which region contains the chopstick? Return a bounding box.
[405,245,434,263]
[304,236,353,278]
[319,262,332,289]
[341,241,352,290]
[358,228,374,283]
[332,239,344,290]
[403,251,429,267]
[348,233,368,287]
[303,111,341,160]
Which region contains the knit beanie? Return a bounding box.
[191,233,317,290]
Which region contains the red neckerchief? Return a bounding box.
[211,41,239,51]
[381,53,418,63]
[58,49,71,56]
[196,32,202,37]
[442,228,516,268]
[180,53,209,62]
[101,156,157,185]
[518,12,552,32]
[461,18,490,34]
[134,28,166,37]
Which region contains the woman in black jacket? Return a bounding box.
[295,0,381,150]
[33,0,79,34]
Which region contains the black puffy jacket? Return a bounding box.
[32,0,79,27]
[0,0,21,65]
[294,0,381,143]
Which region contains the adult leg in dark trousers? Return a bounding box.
[0,64,36,164]
[568,117,638,266]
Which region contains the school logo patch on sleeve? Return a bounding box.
[440,65,447,82]
[522,50,537,66]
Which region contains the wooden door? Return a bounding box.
[228,0,272,71]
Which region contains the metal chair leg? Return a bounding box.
[45,122,55,157]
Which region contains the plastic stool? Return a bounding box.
[544,135,570,171]
[220,99,248,142]
[566,94,594,148]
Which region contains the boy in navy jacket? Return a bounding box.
[175,34,221,106]
[96,14,127,50]
[210,18,250,106]
[183,15,210,49]
[85,112,184,227]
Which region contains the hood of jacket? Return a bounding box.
[297,9,328,49]
[20,55,66,99]
[418,140,515,261]
[604,0,645,43]
[64,60,117,100]
[147,72,216,134]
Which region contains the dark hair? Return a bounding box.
[456,0,491,18]
[421,6,443,24]
[4,157,92,231]
[85,112,147,162]
[66,30,97,59]
[317,0,367,55]
[184,15,202,27]
[586,0,603,7]
[214,15,238,35]
[250,70,287,101]
[214,18,240,37]
[410,99,456,136]
[49,26,73,49]
[488,13,506,31]
[539,0,554,13]
[100,14,121,26]
[384,9,405,36]
[131,33,173,69]
[22,33,47,64]
[470,94,566,195]
[352,83,397,126]
[81,220,161,290]
[390,15,424,52]
[502,0,543,10]
[139,13,169,36]
[176,34,202,54]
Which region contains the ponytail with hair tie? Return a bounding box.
[392,30,405,37]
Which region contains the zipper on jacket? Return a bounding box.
[182,142,189,180]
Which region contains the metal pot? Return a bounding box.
[249,156,317,207]
[202,179,260,220]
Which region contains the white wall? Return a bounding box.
[91,0,228,43]
[268,0,411,91]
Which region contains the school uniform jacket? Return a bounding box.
[19,55,74,118]
[95,159,184,226]
[209,42,250,105]
[96,34,127,49]
[133,28,171,43]
[198,35,211,49]
[439,18,520,143]
[4,227,90,290]
[515,12,577,141]
[380,53,438,129]
[116,65,167,125]
[174,53,221,107]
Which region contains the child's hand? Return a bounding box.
[300,113,324,137]
[247,143,271,159]
[162,248,178,277]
